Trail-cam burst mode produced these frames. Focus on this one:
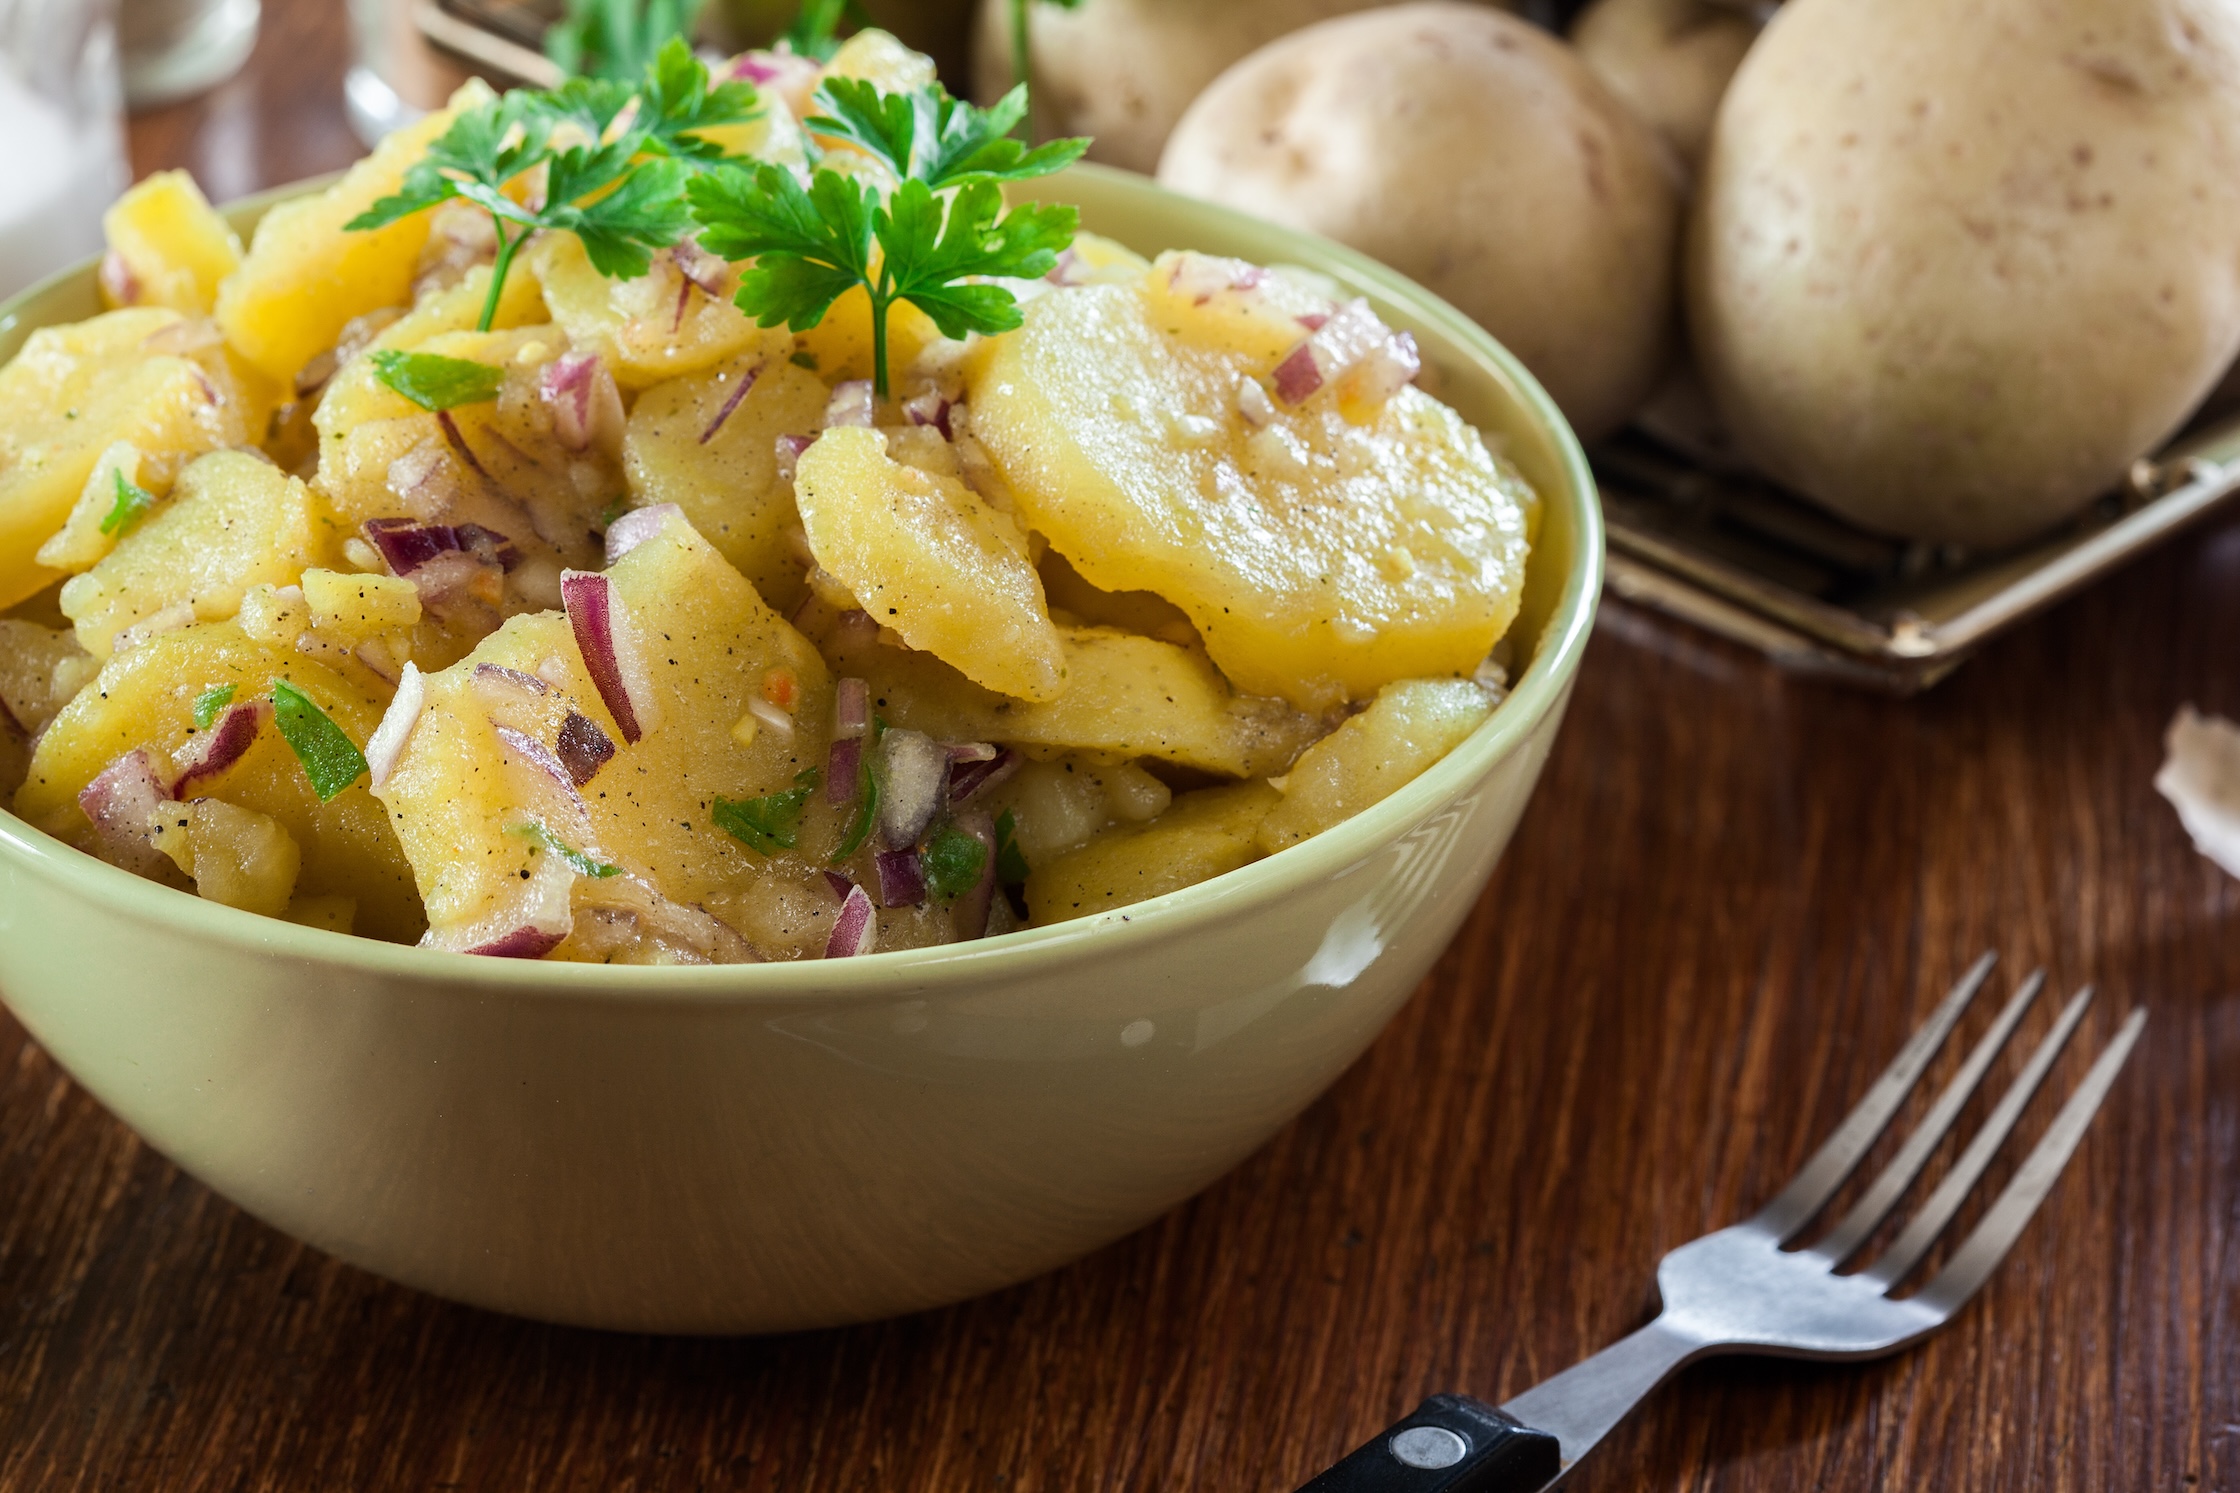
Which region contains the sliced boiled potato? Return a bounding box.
[796,426,1065,701]
[0,307,244,610]
[61,450,332,658]
[622,350,831,613]
[1256,678,1492,851]
[0,619,97,734]
[378,512,833,946]
[216,81,492,384]
[825,622,1320,779]
[16,619,422,940]
[100,170,242,316]
[969,280,1533,710]
[1026,781,1280,924]
[152,797,302,916]
[530,232,785,390]
[309,267,548,451]
[36,441,167,575]
[792,285,942,384]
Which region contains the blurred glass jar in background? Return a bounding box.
[0,0,130,297]
[119,0,257,107]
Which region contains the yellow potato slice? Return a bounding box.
[825,622,1321,780]
[529,232,785,390]
[622,351,831,613]
[61,450,330,658]
[1026,781,1280,925]
[968,281,1533,711]
[1256,678,1493,851]
[797,426,1065,701]
[100,170,242,316]
[0,307,243,610]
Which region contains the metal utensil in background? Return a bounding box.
[119,0,257,107]
[1291,954,2146,1491]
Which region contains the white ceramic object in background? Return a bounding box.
[0,0,128,299]
[0,164,1604,1333]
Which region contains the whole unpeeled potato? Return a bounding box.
[970,0,1508,175]
[1158,3,1682,443]
[1571,0,1761,171]
[1691,0,2240,548]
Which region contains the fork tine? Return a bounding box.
[1808,970,2045,1266]
[1861,985,2096,1289]
[1909,1008,2146,1316]
[1751,951,1997,1242]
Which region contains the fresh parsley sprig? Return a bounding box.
[346,40,752,333]
[371,350,505,411]
[782,0,867,63]
[546,0,705,84]
[687,78,1087,399]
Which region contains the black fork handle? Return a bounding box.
[1291,1395,1560,1493]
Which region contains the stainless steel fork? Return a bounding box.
[1291,953,2147,1492]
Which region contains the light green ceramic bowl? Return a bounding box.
[0,163,1602,1333]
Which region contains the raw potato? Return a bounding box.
[1689,0,2240,548]
[971,0,1499,174]
[969,278,1532,711]
[1256,678,1492,851]
[795,427,1066,702]
[1027,781,1280,924]
[622,351,832,613]
[1158,2,1682,443]
[1571,0,1759,171]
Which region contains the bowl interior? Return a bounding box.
[0,162,1603,993]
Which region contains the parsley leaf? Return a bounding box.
[371,349,506,411]
[689,76,1086,397]
[922,824,988,902]
[192,684,236,730]
[271,679,368,802]
[635,37,763,165]
[782,0,866,61]
[546,0,705,82]
[994,807,1029,886]
[99,468,156,537]
[713,772,818,856]
[509,818,624,877]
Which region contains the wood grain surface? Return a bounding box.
[2,5,2232,1487]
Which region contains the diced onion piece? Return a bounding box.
[670,239,728,297]
[443,848,575,958]
[114,601,196,655]
[604,503,681,563]
[822,869,854,899]
[555,710,616,786]
[944,741,998,764]
[99,250,140,306]
[78,749,177,877]
[951,809,998,941]
[1338,330,1421,411]
[875,847,925,908]
[1165,250,1269,305]
[949,745,1021,804]
[827,736,862,805]
[494,725,588,807]
[826,883,877,958]
[745,696,793,736]
[472,661,550,701]
[822,381,875,429]
[1272,299,1398,407]
[876,729,948,849]
[561,570,661,744]
[173,700,272,796]
[901,390,952,436]
[1272,343,1323,405]
[539,351,624,454]
[1237,377,1277,429]
[365,661,425,790]
[699,363,762,444]
[835,677,870,737]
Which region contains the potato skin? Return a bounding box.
[1689,0,2240,548]
[972,0,1507,175]
[1571,0,1758,172]
[1158,3,1682,443]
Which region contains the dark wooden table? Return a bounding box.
[3,4,2231,1487]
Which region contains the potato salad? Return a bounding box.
[0,32,1534,963]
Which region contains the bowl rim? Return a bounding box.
[0,162,1604,1004]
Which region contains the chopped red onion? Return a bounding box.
[951,809,998,941]
[876,729,948,849]
[363,518,457,575]
[744,697,794,737]
[604,503,681,563]
[1045,248,1083,286]
[826,883,877,958]
[114,601,196,655]
[405,550,502,609]
[1237,377,1277,429]
[447,850,576,958]
[1340,330,1421,408]
[774,432,815,482]
[473,661,549,699]
[436,409,492,480]
[822,869,854,900]
[561,570,661,744]
[1272,343,1324,405]
[827,736,863,804]
[834,608,878,646]
[699,363,762,444]
[671,240,729,298]
[78,750,177,877]
[576,873,761,963]
[730,47,819,111]
[466,926,567,959]
[453,523,521,570]
[875,847,925,907]
[835,677,870,737]
[171,700,270,796]
[1296,312,1329,332]
[1165,251,1269,306]
[944,740,997,764]
[365,661,425,790]
[948,746,1020,804]
[823,380,875,429]
[495,725,588,806]
[1271,300,1402,408]
[902,390,952,437]
[99,251,140,307]
[540,351,623,454]
[555,710,616,786]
